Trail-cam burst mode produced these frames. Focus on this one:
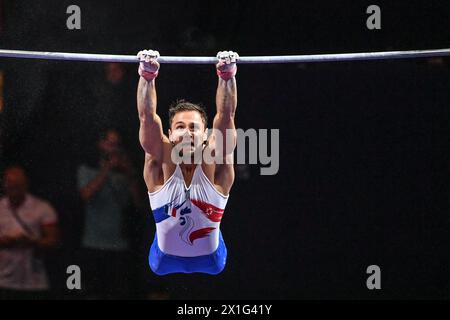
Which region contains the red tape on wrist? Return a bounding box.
[138,66,159,81]
[217,66,237,80]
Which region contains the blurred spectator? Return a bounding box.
[88,63,138,148]
[425,57,446,67]
[178,26,216,54]
[105,62,126,86]
[0,166,60,300]
[76,129,142,299]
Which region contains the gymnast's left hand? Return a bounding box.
[216,51,239,80]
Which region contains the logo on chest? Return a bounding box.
[152,193,224,246]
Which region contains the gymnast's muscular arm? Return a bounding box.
[136,50,168,161]
[211,51,239,195]
[137,50,172,192]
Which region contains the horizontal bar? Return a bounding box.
[0,48,449,64]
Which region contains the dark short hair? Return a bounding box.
[4,164,26,175]
[3,165,28,180]
[168,99,208,129]
[97,127,122,142]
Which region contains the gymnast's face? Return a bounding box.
[169,111,207,158]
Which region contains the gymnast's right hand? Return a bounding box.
[137,49,160,81]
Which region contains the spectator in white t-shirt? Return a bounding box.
[0,166,60,300]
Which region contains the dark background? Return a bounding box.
[0,0,449,299]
